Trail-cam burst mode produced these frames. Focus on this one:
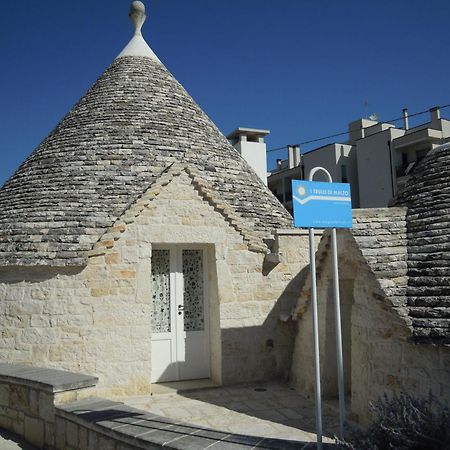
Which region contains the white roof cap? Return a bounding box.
[116,1,160,62]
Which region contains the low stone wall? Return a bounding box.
[0,363,306,450]
[0,363,97,448]
[54,396,312,450]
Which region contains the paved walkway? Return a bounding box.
[118,382,339,446]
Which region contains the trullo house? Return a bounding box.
[1,1,448,426]
[0,1,309,396]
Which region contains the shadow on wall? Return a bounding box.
[0,266,85,284]
[152,259,312,386]
[220,261,312,385]
[289,230,359,403]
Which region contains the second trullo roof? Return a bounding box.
[0,1,292,266]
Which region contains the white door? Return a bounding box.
[150,246,210,382]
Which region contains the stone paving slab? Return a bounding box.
[59,392,338,449]
[116,382,340,447]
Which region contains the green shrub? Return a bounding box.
[339,391,450,450]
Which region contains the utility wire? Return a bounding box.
[267,104,450,153]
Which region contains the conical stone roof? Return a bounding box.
[392,143,450,344]
[0,4,292,266]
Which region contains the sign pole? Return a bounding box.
[292,168,351,445]
[307,167,346,443]
[331,227,345,438]
[309,227,323,450]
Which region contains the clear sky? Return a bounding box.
[1,0,450,186]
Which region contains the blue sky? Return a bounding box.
[1,0,450,185]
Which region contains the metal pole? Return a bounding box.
[331,228,345,438]
[307,166,346,443]
[309,227,323,450]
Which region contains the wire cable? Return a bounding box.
[267,104,450,153]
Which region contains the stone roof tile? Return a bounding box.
[391,143,450,344]
[0,54,291,266]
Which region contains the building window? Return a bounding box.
[402,153,408,166]
[341,165,348,183]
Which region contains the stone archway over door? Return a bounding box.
[150,245,210,382]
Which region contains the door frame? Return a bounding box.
[150,244,211,382]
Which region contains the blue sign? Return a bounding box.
[292,180,352,229]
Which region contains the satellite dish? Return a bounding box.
[369,113,378,121]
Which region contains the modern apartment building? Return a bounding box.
[265,106,450,209]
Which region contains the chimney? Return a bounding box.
[288,146,295,169]
[430,106,441,122]
[288,145,301,169]
[293,145,301,167]
[226,127,270,184]
[402,108,409,130]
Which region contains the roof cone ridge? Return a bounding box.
[116,1,160,61]
[0,6,293,266]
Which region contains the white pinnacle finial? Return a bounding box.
[115,1,160,61]
[130,1,146,36]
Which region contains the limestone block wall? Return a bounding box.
[351,271,450,423]
[120,170,311,385]
[0,170,310,393]
[217,227,314,384]
[291,229,450,423]
[0,364,97,449]
[0,227,152,396]
[290,230,351,399]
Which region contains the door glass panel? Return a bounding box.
[151,249,171,333]
[182,250,204,331]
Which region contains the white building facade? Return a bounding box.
[267,107,450,209]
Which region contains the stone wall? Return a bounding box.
[0,364,97,448]
[0,363,288,450]
[0,170,309,394]
[291,224,450,424]
[350,254,450,422]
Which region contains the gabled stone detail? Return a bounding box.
[88,163,269,258]
[292,208,413,337]
[351,208,412,328]
[184,166,268,254]
[87,163,183,258]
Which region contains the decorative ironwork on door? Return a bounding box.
[151,249,171,333]
[182,250,204,331]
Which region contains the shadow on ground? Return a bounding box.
[0,429,37,450]
[180,383,341,438]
